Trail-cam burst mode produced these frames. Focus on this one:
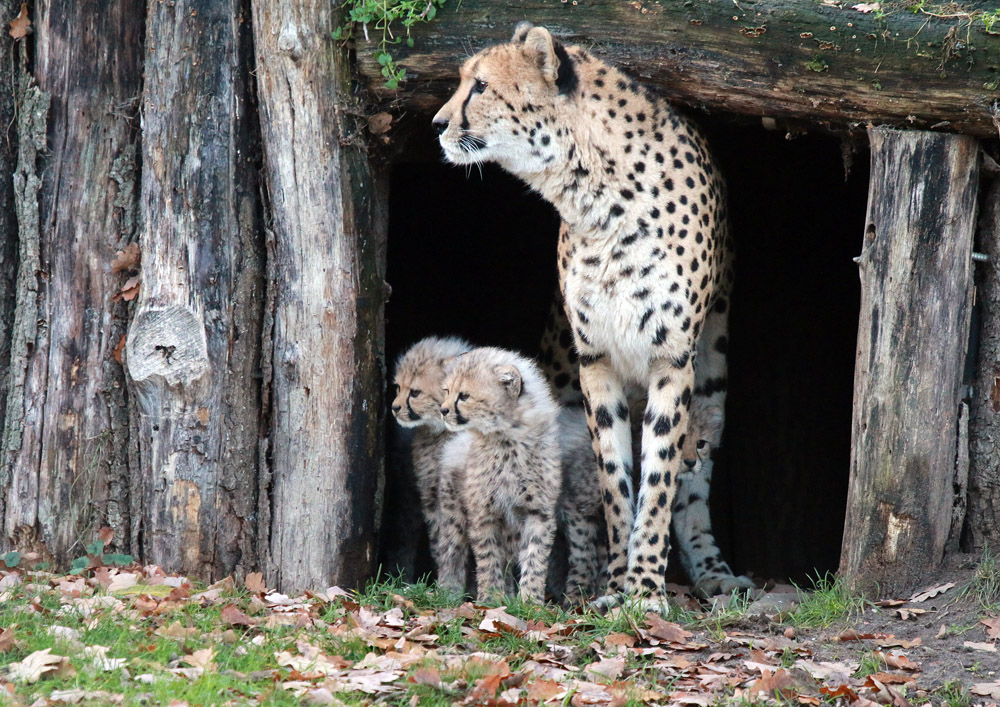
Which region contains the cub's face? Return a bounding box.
[439,362,522,433]
[392,364,449,428]
[681,406,722,466]
[432,24,570,174]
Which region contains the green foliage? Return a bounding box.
[68,537,133,575]
[1,550,21,569]
[333,0,449,89]
[784,573,871,628]
[959,547,1000,612]
[981,9,1000,33]
[853,649,886,678]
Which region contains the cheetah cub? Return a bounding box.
[439,347,562,603]
[391,336,473,590]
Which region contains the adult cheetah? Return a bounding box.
[433,23,752,607]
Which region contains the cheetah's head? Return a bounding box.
[439,351,523,434]
[392,336,472,429]
[432,22,577,174]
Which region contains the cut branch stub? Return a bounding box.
[126,306,210,391]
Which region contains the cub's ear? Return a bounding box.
[512,21,534,43]
[523,26,559,83]
[495,364,522,398]
[440,355,459,371]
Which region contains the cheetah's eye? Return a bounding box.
[696,440,708,450]
[458,392,470,401]
[410,389,422,398]
[473,78,488,94]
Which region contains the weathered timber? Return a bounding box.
[356,0,1000,136]
[0,1,145,562]
[253,0,387,593]
[840,127,978,597]
[127,0,264,579]
[967,173,1000,553]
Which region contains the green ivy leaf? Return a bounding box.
[103,553,133,567]
[332,26,344,40]
[1,551,20,568]
[406,36,414,47]
[70,556,89,571]
[385,77,399,90]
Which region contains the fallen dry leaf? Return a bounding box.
[0,626,14,652]
[908,581,955,603]
[981,616,1000,639]
[852,2,881,11]
[97,527,115,544]
[120,275,140,302]
[479,606,527,634]
[107,572,138,593]
[972,681,1000,699]
[864,672,917,685]
[220,603,256,627]
[584,657,625,680]
[410,666,442,688]
[644,613,692,644]
[8,2,28,39]
[963,640,997,653]
[894,607,927,620]
[367,112,393,135]
[877,651,919,671]
[244,572,267,593]
[110,243,140,273]
[7,648,66,683]
[182,647,215,671]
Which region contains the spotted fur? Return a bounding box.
[433,23,753,605]
[439,347,561,603]
[391,336,474,585]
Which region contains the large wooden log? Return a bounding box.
[355,0,1000,136]
[840,128,978,596]
[253,0,386,593]
[968,173,1000,553]
[127,0,263,578]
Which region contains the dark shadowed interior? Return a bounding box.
[379,113,869,587]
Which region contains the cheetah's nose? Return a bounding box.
[440,407,450,417]
[432,117,448,135]
[391,404,401,414]
[683,458,697,469]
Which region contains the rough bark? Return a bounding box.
[356,0,1000,136]
[967,174,1000,553]
[841,127,978,597]
[253,0,387,594]
[127,0,263,579]
[0,1,145,562]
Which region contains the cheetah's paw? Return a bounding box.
[589,592,673,616]
[693,573,756,599]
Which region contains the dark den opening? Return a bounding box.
[379,114,870,587]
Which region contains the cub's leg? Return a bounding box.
[434,469,470,594]
[628,355,697,604]
[466,494,508,601]
[578,356,634,596]
[675,294,755,597]
[518,509,557,603]
[562,511,600,601]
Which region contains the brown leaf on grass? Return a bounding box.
[876,651,919,671]
[819,684,859,701]
[981,616,1000,639]
[972,681,1000,699]
[836,629,881,641]
[584,657,625,680]
[907,581,955,603]
[182,647,215,672]
[747,668,799,697]
[526,678,562,702]
[863,672,916,685]
[0,626,14,652]
[410,666,442,688]
[7,648,67,683]
[220,603,256,627]
[644,613,692,644]
[156,621,199,640]
[668,692,714,706]
[244,572,266,593]
[479,607,527,635]
[8,3,28,39]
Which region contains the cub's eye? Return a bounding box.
[410,389,422,398]
[696,440,708,450]
[441,387,449,394]
[459,392,471,401]
[473,78,488,94]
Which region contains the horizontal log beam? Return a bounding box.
[356,0,1000,136]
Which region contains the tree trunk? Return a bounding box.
[840,127,978,597]
[967,174,1000,553]
[253,0,387,594]
[355,0,1000,136]
[127,0,264,579]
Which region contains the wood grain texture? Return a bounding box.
[253,0,386,594]
[356,0,1000,136]
[840,127,978,596]
[967,175,1000,553]
[127,0,264,579]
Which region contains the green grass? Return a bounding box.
[935,680,973,707]
[783,573,870,628]
[853,649,887,679]
[958,548,1000,613]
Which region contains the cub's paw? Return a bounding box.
[693,573,756,599]
[589,592,672,617]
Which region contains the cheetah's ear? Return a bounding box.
[511,21,534,43]
[523,26,559,84]
[440,356,459,372]
[495,364,522,398]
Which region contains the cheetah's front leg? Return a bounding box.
[628,355,697,607]
[517,509,557,603]
[578,356,634,597]
[466,495,509,602]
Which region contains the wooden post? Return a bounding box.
[840,128,978,596]
[252,0,386,593]
[127,0,264,579]
[967,173,1000,552]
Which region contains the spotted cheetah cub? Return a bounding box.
[390,336,474,587]
[439,347,562,603]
